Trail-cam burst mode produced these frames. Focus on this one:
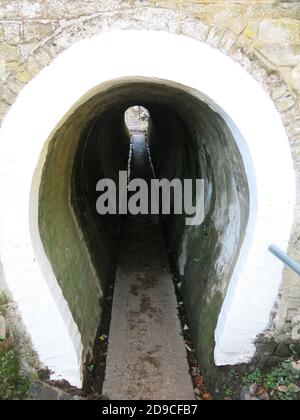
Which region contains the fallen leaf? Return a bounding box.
[277,385,289,393]
[193,375,204,388]
[191,367,199,376]
[185,344,192,352]
[99,335,107,342]
[257,386,266,396]
[292,361,300,371]
[260,392,270,401]
[202,393,213,401]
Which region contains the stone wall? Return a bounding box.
[0,0,300,375]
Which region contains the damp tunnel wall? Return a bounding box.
[39,94,131,363]
[38,80,249,379]
[147,97,250,376]
[72,108,131,294]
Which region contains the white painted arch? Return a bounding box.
[0,30,295,387]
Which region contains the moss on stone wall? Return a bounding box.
[72,110,130,293]
[148,89,249,381]
[39,117,103,358]
[0,344,30,400]
[38,85,132,363]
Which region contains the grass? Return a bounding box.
[242,368,262,387]
[221,361,300,400]
[0,343,30,400]
[242,362,300,401]
[0,292,30,400]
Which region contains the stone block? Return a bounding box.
[23,22,57,44]
[0,44,19,62]
[254,19,300,66]
[3,23,22,45]
[0,0,19,19]
[274,343,292,358]
[0,315,6,340]
[26,381,82,400]
[0,57,6,83]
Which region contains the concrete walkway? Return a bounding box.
[103,134,195,400]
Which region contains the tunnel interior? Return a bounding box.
[38,79,250,379]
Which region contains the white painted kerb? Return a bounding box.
[0,30,295,385]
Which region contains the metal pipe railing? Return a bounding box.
[269,245,300,276]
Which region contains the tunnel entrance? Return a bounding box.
[0,30,295,389]
[38,80,250,392]
[125,106,150,135]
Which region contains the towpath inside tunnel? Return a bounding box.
[102,118,194,400]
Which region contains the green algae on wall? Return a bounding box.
[38,84,132,367]
[38,114,103,360]
[148,93,250,382]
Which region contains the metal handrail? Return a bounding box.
[269,245,300,276]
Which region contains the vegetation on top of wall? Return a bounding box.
[0,295,30,400]
[221,360,300,401]
[0,344,30,400]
